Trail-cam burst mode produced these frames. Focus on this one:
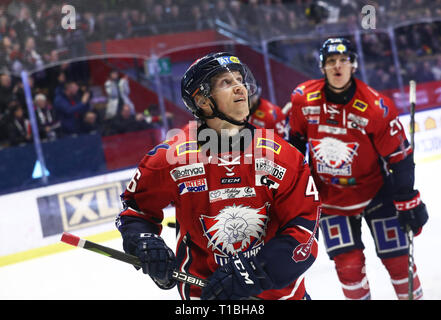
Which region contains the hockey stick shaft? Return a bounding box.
[409,80,416,151]
[60,232,207,288]
[407,80,416,300]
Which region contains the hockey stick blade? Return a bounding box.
[60,232,207,288]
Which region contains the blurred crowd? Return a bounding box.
[1,0,441,149]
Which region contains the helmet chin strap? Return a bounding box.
[203,96,249,126]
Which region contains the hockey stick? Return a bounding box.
[60,232,207,288]
[407,80,416,300]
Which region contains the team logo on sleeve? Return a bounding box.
[309,137,359,176]
[200,203,270,265]
[293,85,305,96]
[176,141,200,156]
[307,91,321,101]
[377,98,389,117]
[147,141,170,156]
[256,138,281,154]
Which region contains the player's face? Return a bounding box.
[210,70,249,122]
[323,54,353,91]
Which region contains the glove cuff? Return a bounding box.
[394,190,421,211]
[235,252,274,292]
[151,276,177,290]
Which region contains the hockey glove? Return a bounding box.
[393,190,428,236]
[124,233,177,289]
[200,252,273,300]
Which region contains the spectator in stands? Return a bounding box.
[215,0,237,27]
[34,93,60,141]
[0,73,15,116]
[199,0,216,29]
[11,6,39,43]
[38,17,61,52]
[8,41,24,75]
[53,81,91,136]
[6,103,32,146]
[229,0,245,30]
[80,110,101,135]
[1,36,13,69]
[104,70,123,120]
[187,6,206,31]
[106,103,151,135]
[165,4,183,32]
[15,75,36,117]
[150,4,168,35]
[0,15,11,40]
[417,61,435,83]
[119,74,135,115]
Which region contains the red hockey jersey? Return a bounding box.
[289,78,411,216]
[248,97,287,138]
[118,122,320,300]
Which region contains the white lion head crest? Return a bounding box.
[202,204,268,256]
[310,137,359,168]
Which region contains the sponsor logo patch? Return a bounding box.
[255,158,286,180]
[302,106,321,115]
[220,177,242,184]
[216,55,241,65]
[170,163,205,181]
[209,187,256,203]
[178,178,207,195]
[255,175,280,190]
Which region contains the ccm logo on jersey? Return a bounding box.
[178,178,208,195]
[170,163,205,181]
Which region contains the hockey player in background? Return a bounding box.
[286,38,428,300]
[248,83,287,138]
[115,52,321,300]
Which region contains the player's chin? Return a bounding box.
[231,106,249,121]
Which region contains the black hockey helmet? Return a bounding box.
[319,38,358,69]
[181,52,257,124]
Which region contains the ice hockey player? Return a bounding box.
[286,38,428,299]
[248,83,287,138]
[115,52,321,300]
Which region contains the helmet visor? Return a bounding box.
[200,63,258,97]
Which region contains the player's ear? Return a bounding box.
[195,95,207,107]
[195,95,211,114]
[320,67,325,75]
